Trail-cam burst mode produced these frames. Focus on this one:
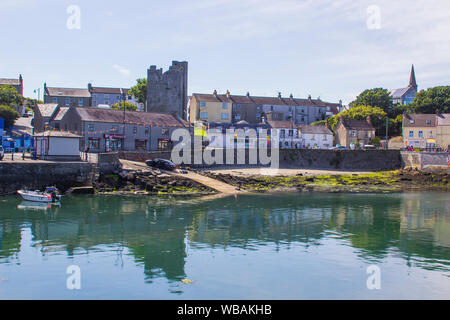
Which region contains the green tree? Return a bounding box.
[128,78,147,110]
[111,101,138,111]
[351,88,394,116]
[327,105,387,132]
[0,105,20,128]
[0,85,23,107]
[407,86,450,114]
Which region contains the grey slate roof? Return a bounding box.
[36,103,59,118]
[75,107,189,127]
[340,119,375,130]
[46,87,91,98]
[53,107,70,121]
[298,124,333,135]
[192,93,340,112]
[403,114,436,127]
[0,78,20,86]
[437,113,450,126]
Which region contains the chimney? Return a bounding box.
[226,90,230,98]
[88,83,92,92]
[213,89,218,97]
[339,99,342,105]
[246,91,250,97]
[278,92,282,99]
[308,95,312,101]
[289,93,293,99]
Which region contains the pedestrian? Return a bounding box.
[22,149,25,160]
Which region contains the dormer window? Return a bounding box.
[426,120,431,124]
[410,120,414,124]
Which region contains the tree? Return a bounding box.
[351,88,394,116]
[327,105,387,132]
[128,78,147,110]
[0,105,20,128]
[0,85,23,107]
[111,101,138,111]
[407,86,450,114]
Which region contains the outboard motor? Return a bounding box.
[51,190,57,203]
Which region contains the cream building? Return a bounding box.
[190,91,232,124]
[402,114,437,149]
[436,113,450,150]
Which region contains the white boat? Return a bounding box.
[17,187,62,203]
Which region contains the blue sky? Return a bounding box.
[0,0,449,104]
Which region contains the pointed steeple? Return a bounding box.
[409,64,417,89]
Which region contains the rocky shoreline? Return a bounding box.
[195,167,450,193]
[90,167,450,196]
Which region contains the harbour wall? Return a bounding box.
[0,162,93,195]
[118,149,405,171]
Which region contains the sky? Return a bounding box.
[0,0,449,104]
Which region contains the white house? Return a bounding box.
[34,131,82,161]
[298,125,333,149]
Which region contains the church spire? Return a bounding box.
[409,64,417,89]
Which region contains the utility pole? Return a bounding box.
[385,117,389,150]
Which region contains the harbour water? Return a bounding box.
[0,192,449,299]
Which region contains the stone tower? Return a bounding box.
[146,61,188,119]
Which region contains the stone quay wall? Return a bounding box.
[0,162,93,195]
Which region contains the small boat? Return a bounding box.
[17,187,62,203]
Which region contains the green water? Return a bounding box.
[0,192,449,299]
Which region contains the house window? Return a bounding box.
[222,103,228,109]
[88,138,100,149]
[200,112,208,119]
[352,130,357,137]
[161,127,169,135]
[418,130,423,138]
[104,94,109,104]
[145,128,149,135]
[65,98,70,106]
[288,130,293,137]
[78,98,83,107]
[426,120,431,125]
[88,124,94,131]
[221,113,229,120]
[237,104,241,110]
[280,130,285,138]
[53,97,58,103]
[135,139,147,151]
[235,114,241,120]
[311,134,315,140]
[323,134,327,141]
[133,127,137,134]
[200,102,206,107]
[409,130,414,138]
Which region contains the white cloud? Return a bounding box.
[113,64,131,77]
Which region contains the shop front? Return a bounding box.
[105,134,124,152]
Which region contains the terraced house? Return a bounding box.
[0,74,23,95]
[57,107,189,152]
[402,114,436,149]
[190,91,341,125]
[44,83,91,107]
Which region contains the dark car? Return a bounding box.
[145,158,177,171]
[0,146,4,160]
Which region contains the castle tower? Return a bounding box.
[146,61,188,119]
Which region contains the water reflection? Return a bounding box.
[0,192,449,287]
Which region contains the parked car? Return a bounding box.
[0,146,4,160]
[363,145,376,149]
[331,146,347,150]
[145,158,177,171]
